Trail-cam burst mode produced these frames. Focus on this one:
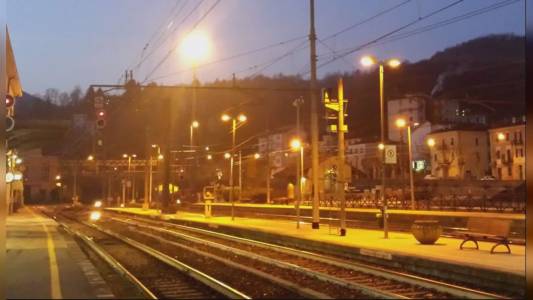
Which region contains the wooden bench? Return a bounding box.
[455,218,512,254]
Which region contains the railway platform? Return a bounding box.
[6,206,113,299]
[106,206,525,293]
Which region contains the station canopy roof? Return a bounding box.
[6,27,22,97]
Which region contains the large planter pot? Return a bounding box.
[411,220,442,244]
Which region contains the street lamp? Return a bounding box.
[427,138,436,147]
[190,120,199,147]
[290,138,304,229]
[87,155,94,161]
[221,113,247,220]
[497,132,505,141]
[123,154,136,205]
[395,118,416,210]
[361,55,402,239]
[254,153,261,159]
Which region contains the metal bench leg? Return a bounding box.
[460,238,479,250]
[490,241,511,254]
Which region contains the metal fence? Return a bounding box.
[309,181,525,213]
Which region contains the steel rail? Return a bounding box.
[113,213,508,299]
[58,222,157,299]
[113,217,406,299]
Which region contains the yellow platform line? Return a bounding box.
[26,207,63,299]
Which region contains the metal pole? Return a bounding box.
[190,125,193,148]
[266,132,271,204]
[309,0,320,229]
[230,119,236,220]
[149,156,153,206]
[408,125,416,209]
[238,150,242,202]
[380,64,389,239]
[73,162,78,205]
[338,78,347,236]
[294,97,303,229]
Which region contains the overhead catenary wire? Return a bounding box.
[314,0,521,62]
[143,0,222,83]
[298,0,466,76]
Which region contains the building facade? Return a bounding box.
[426,129,490,179]
[488,122,525,180]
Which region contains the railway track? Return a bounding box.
[104,211,509,300]
[48,210,249,299]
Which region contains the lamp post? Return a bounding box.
[222,113,247,220]
[396,118,418,210]
[190,121,199,147]
[123,153,136,205]
[290,138,304,229]
[361,55,401,239]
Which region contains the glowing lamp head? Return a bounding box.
[191,120,199,128]
[205,146,210,151]
[55,175,61,180]
[387,59,401,68]
[237,114,247,122]
[179,31,210,64]
[360,56,376,67]
[290,139,302,151]
[497,133,505,141]
[15,158,23,164]
[395,118,406,128]
[224,153,231,159]
[89,211,101,221]
[132,154,137,158]
[254,153,261,159]
[378,143,385,150]
[157,154,164,160]
[94,200,102,208]
[207,154,213,160]
[87,155,94,161]
[221,114,231,122]
[427,138,436,147]
[56,182,62,187]
[122,154,128,158]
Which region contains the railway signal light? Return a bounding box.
[96,109,106,129]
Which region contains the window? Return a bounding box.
[507,149,512,161]
[515,149,519,158]
[507,166,512,177]
[520,149,524,157]
[450,137,454,145]
[475,138,479,146]
[506,133,510,141]
[475,152,480,161]
[496,150,501,159]
[497,168,502,179]
[519,165,523,180]
[513,132,517,142]
[519,132,523,143]
[434,154,437,162]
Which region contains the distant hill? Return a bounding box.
[13,33,525,155]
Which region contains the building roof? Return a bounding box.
[6,27,22,97]
[428,124,488,135]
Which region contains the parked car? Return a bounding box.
[480,175,496,181]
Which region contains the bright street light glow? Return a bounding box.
[378,143,385,150]
[15,158,22,164]
[56,182,62,187]
[290,138,302,151]
[254,153,261,159]
[427,138,436,147]
[207,154,213,160]
[221,114,231,122]
[497,132,505,141]
[89,211,101,221]
[192,120,199,128]
[395,118,406,128]
[132,154,137,158]
[224,153,231,159]
[238,114,247,122]
[387,59,401,68]
[205,146,210,151]
[151,144,157,148]
[157,154,164,160]
[179,31,210,65]
[122,154,128,158]
[360,56,376,67]
[87,155,94,161]
[55,175,61,180]
[6,172,14,183]
[94,200,102,208]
